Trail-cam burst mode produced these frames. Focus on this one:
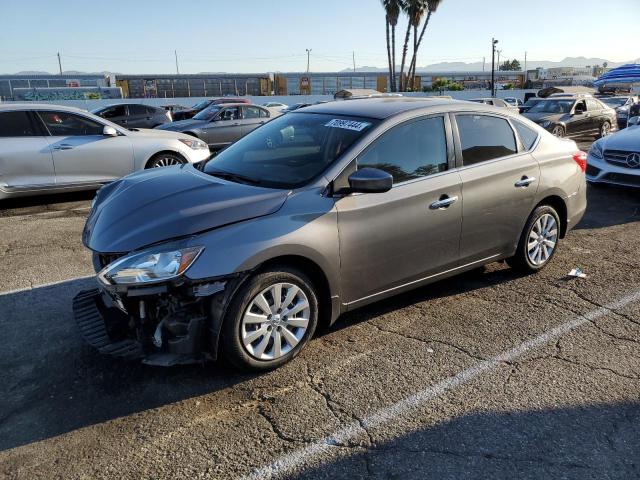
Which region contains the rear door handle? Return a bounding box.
[53,145,73,150]
[515,176,536,187]
[430,195,458,209]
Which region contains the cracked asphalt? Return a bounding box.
[1,140,639,479]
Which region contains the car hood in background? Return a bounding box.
[84,166,288,253]
[522,112,564,123]
[595,126,640,151]
[155,119,209,132]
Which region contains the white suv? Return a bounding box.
[0,103,210,200]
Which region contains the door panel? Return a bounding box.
[201,107,242,146]
[0,137,55,189]
[337,173,462,304]
[567,100,589,136]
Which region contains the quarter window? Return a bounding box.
[456,114,517,165]
[512,120,539,151]
[0,111,38,137]
[38,111,104,136]
[357,116,448,183]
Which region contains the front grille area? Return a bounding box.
[604,149,640,169]
[604,173,640,187]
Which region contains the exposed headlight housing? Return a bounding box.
[589,142,604,160]
[539,120,551,128]
[99,245,204,285]
[179,138,208,150]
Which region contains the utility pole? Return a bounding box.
[57,52,63,76]
[305,49,312,73]
[174,50,180,75]
[491,38,498,97]
[352,51,356,73]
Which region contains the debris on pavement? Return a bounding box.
[568,267,587,279]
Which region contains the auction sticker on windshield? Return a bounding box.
[325,119,371,131]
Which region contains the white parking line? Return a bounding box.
[0,275,94,297]
[241,288,640,480]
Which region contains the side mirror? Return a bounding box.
[628,116,640,127]
[347,168,393,194]
[103,125,118,137]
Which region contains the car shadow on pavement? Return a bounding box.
[576,184,640,230]
[292,401,640,479]
[0,277,256,452]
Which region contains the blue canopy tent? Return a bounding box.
[594,64,640,87]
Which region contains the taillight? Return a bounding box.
[572,151,587,173]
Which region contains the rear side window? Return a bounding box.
[259,108,269,118]
[38,111,104,136]
[128,104,147,115]
[586,99,601,111]
[358,116,448,183]
[512,120,539,150]
[101,105,126,118]
[145,106,159,114]
[243,106,262,119]
[456,115,517,165]
[0,111,38,137]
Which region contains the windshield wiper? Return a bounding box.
[207,169,263,186]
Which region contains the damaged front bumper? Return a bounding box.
[73,273,243,366]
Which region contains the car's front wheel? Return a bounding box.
[598,121,611,138]
[551,125,565,137]
[221,267,319,371]
[507,205,561,272]
[146,152,186,168]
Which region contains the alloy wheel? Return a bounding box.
[551,125,564,137]
[600,122,611,137]
[527,213,558,266]
[240,283,310,360]
[153,156,183,167]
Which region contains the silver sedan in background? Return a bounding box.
[0,104,211,200]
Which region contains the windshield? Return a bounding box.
[192,100,211,110]
[601,97,628,108]
[528,99,574,114]
[204,112,378,189]
[193,105,222,121]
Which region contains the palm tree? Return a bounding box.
[407,0,442,89]
[399,0,426,91]
[382,0,403,92]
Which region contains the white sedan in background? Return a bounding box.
[587,116,640,188]
[0,103,210,200]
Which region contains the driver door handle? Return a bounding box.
[52,144,73,150]
[430,195,458,209]
[515,176,536,187]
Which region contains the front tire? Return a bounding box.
[146,152,186,168]
[507,205,561,272]
[221,267,319,371]
[598,121,611,138]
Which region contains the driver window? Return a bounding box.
[575,100,586,112]
[102,105,126,118]
[219,107,239,121]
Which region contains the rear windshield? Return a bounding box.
[204,112,378,189]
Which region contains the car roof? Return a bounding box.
[0,103,86,112]
[298,97,480,120]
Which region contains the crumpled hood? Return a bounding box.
[84,166,288,253]
[155,119,209,132]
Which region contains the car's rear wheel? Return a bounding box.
[146,152,186,168]
[507,205,561,272]
[221,267,318,371]
[598,121,611,138]
[551,125,565,138]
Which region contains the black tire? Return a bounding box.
[221,267,319,371]
[551,125,565,138]
[597,121,611,139]
[507,205,561,273]
[146,152,186,168]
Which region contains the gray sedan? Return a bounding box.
[77,98,587,371]
[156,103,272,150]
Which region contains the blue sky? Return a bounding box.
[1,0,638,74]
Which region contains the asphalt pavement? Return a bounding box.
[1,141,639,479]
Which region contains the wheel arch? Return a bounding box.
[535,195,568,238]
